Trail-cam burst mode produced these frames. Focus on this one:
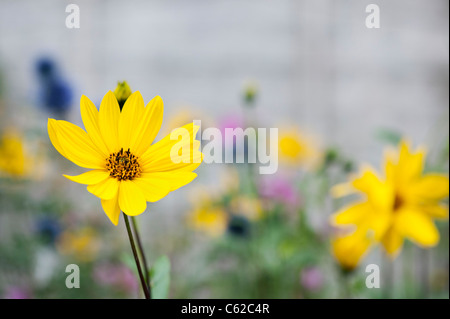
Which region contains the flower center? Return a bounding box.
[106,148,141,181]
[393,193,404,211]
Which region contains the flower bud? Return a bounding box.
[243,82,258,105]
[114,81,132,111]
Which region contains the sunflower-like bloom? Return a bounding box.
[278,128,321,170]
[48,91,203,225]
[0,130,28,177]
[189,205,229,238]
[331,141,449,270]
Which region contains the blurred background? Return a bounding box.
[0,0,448,299]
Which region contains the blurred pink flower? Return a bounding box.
[93,263,138,294]
[4,286,32,299]
[259,174,301,208]
[300,267,323,292]
[218,114,244,133]
[218,114,245,148]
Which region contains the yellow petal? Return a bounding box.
[381,227,404,257]
[395,208,440,247]
[369,210,392,241]
[101,192,120,226]
[140,123,202,173]
[80,95,109,157]
[132,175,171,202]
[133,171,197,202]
[384,147,398,183]
[352,166,380,193]
[118,91,145,151]
[331,202,370,226]
[422,204,449,219]
[87,177,119,200]
[48,119,105,169]
[118,180,147,216]
[48,118,67,158]
[332,230,372,271]
[396,141,425,183]
[64,170,110,185]
[130,95,164,157]
[409,174,449,201]
[330,182,355,198]
[99,91,120,153]
[352,168,394,209]
[147,171,198,191]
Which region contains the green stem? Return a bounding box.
[123,213,150,299]
[420,248,429,299]
[382,253,394,299]
[131,216,151,294]
[338,269,352,299]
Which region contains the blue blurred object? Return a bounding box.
[35,57,73,118]
[35,216,62,246]
[227,215,250,238]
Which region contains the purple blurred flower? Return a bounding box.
[218,114,244,133]
[259,174,300,208]
[3,286,31,299]
[218,114,245,147]
[93,263,138,294]
[300,267,323,292]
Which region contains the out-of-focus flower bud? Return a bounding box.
[243,82,258,105]
[114,81,132,111]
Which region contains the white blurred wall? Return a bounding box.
[0,0,447,189]
[0,0,448,163]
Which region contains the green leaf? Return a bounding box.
[375,128,402,146]
[150,255,171,299]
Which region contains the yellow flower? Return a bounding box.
[331,141,449,270]
[0,130,27,177]
[230,196,263,221]
[188,205,228,238]
[48,91,203,225]
[187,193,263,237]
[57,227,100,262]
[278,128,321,170]
[164,107,213,137]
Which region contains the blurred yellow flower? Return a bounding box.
[278,128,321,170]
[188,205,228,238]
[166,109,196,133]
[164,107,213,136]
[187,192,263,237]
[48,91,203,225]
[331,141,449,270]
[58,227,100,262]
[0,130,28,177]
[230,196,263,221]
